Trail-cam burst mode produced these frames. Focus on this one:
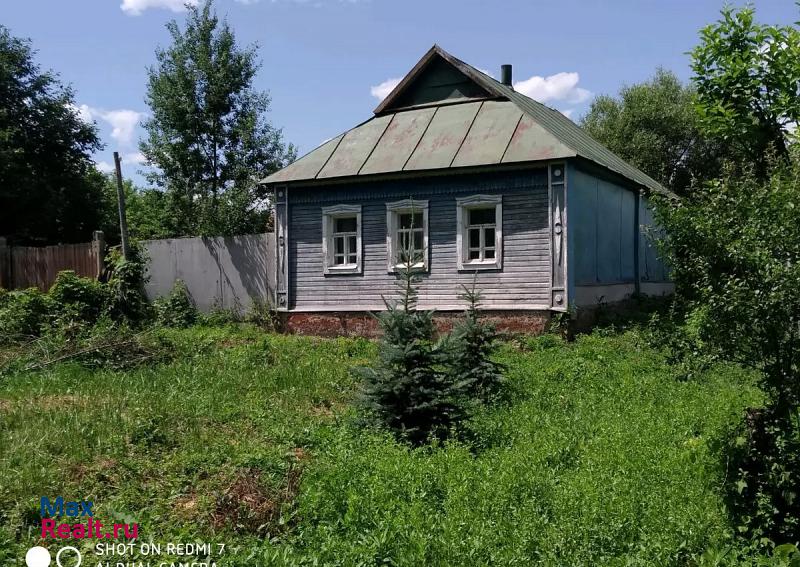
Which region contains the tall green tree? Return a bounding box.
[691,6,800,171]
[580,69,722,194]
[140,0,295,237]
[0,25,106,244]
[650,6,800,542]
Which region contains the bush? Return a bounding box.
[655,156,800,541]
[0,288,53,343]
[154,280,197,328]
[104,244,151,323]
[726,406,800,544]
[49,270,108,325]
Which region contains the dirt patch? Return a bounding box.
[210,465,302,535]
[0,399,12,412]
[175,493,199,517]
[34,394,91,410]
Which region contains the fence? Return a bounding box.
[141,233,276,314]
[0,232,105,291]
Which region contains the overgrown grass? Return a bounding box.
[0,325,769,565]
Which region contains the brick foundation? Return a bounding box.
[280,310,552,338]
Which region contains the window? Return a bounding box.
[322,204,362,274]
[386,199,429,271]
[456,195,502,270]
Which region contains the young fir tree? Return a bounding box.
[356,207,465,445]
[447,280,505,402]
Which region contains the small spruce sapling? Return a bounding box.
[448,278,506,403]
[355,204,464,444]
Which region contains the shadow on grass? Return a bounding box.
[573,294,675,338]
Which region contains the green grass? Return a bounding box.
[0,325,764,565]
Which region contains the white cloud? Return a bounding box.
[94,153,146,175]
[96,161,116,174]
[513,72,591,105]
[370,77,402,101]
[121,0,198,16]
[77,105,144,147]
[560,109,574,119]
[123,151,147,165]
[477,68,495,79]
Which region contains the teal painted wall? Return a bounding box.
[569,165,637,285]
[567,163,668,292]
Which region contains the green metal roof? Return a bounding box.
[262,45,668,195]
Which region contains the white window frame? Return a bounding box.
[322,204,362,275]
[456,194,503,271]
[386,199,429,272]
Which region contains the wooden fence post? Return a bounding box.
[92,231,105,280]
[0,237,9,289]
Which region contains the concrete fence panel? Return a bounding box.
[141,233,276,313]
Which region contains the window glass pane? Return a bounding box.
[347,253,357,264]
[335,237,344,254]
[399,231,409,250]
[469,249,480,260]
[348,236,357,254]
[399,211,423,229]
[335,216,357,233]
[413,231,423,252]
[485,249,495,259]
[469,207,495,225]
[334,254,344,265]
[468,228,480,248]
[485,227,495,244]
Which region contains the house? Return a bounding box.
[261,45,672,335]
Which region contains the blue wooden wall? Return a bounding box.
[568,163,669,289]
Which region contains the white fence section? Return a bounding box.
[141,233,276,313]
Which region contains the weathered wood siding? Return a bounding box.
[288,169,550,311]
[1,237,103,291]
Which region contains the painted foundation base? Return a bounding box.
[280,310,552,338]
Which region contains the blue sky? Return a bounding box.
[1,0,797,185]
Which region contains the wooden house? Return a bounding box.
[261,46,671,335]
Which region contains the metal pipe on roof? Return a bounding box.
[501,64,513,87]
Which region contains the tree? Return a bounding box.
[355,217,467,445]
[447,282,505,403]
[140,0,296,237]
[99,177,173,241]
[0,25,106,244]
[654,156,800,542]
[580,69,722,194]
[691,6,800,172]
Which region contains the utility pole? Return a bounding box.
[113,151,131,261]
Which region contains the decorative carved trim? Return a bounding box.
[385,199,429,272]
[455,194,503,271]
[321,204,362,275]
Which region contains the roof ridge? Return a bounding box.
[262,45,672,195]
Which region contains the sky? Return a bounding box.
[1,0,798,185]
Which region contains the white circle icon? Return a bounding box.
[56,547,82,567]
[25,546,51,567]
